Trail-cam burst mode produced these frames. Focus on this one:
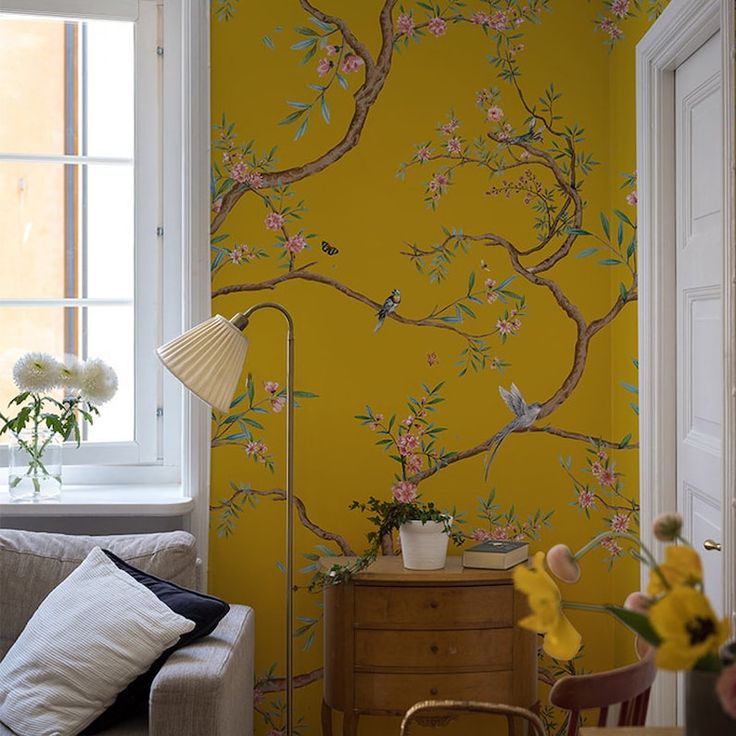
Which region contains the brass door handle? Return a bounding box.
[703,539,722,552]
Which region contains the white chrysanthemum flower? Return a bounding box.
[59,356,83,391]
[12,352,63,393]
[78,359,118,405]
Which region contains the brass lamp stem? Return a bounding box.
[231,304,295,736]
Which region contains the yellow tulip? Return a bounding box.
[649,585,729,671]
[513,551,582,660]
[647,545,702,597]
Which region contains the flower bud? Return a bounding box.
[546,544,581,584]
[652,512,683,542]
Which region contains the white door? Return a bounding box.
[675,31,724,613]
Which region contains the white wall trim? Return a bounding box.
[636,0,734,725]
[175,0,211,588]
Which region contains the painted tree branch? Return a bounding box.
[211,486,356,556]
[211,0,398,234]
[525,425,639,449]
[258,667,324,693]
[212,264,494,341]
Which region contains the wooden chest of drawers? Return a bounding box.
[321,556,537,735]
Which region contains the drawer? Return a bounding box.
[355,627,513,669]
[354,584,513,627]
[355,671,513,712]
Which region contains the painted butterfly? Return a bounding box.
[321,240,339,256]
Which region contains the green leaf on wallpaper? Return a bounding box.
[617,220,624,247]
[600,212,611,240]
[467,271,475,293]
[290,38,316,50]
[295,26,318,36]
[263,35,274,49]
[621,382,639,395]
[619,283,628,300]
[241,418,264,430]
[598,258,622,266]
[211,233,229,245]
[618,433,632,448]
[576,247,598,258]
[293,391,318,398]
[613,208,635,228]
[279,109,306,126]
[294,116,309,141]
[458,303,476,319]
[336,72,348,90]
[287,100,310,109]
[496,275,515,290]
[630,402,640,415]
[320,96,330,124]
[309,17,334,32]
[567,227,592,236]
[627,238,636,259]
[246,373,255,404]
[301,43,318,64]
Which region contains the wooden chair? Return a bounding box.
[400,699,546,736]
[549,650,657,736]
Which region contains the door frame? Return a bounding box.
[636,0,735,725]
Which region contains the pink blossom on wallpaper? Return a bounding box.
[487,291,498,304]
[601,536,623,557]
[496,318,515,335]
[427,16,447,37]
[518,151,530,162]
[270,396,286,413]
[471,528,493,542]
[341,54,364,73]
[440,118,460,135]
[285,233,307,255]
[396,13,415,36]
[229,244,256,265]
[213,198,223,214]
[610,513,630,533]
[428,172,449,193]
[491,526,510,540]
[368,413,384,431]
[265,212,285,231]
[485,278,496,289]
[402,415,414,427]
[446,137,462,154]
[316,57,333,77]
[578,489,596,509]
[396,433,420,456]
[590,461,604,478]
[264,381,279,394]
[405,453,423,474]
[489,11,509,31]
[245,440,268,461]
[626,190,638,205]
[230,162,249,183]
[471,11,492,26]
[392,481,418,503]
[597,448,608,462]
[325,44,339,56]
[247,170,263,188]
[598,468,616,487]
[610,0,630,18]
[416,145,431,162]
[599,18,623,40]
[476,88,491,106]
[487,106,504,121]
[490,357,501,370]
[427,352,439,367]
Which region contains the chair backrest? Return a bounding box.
[400,699,546,736]
[0,530,198,660]
[549,650,657,736]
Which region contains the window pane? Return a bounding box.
[0,305,134,445]
[0,14,134,158]
[0,161,134,300]
[0,16,66,155]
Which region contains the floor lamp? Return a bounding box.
[157,304,296,736]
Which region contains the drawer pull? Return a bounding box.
[430,645,439,654]
[430,688,438,696]
[429,601,439,609]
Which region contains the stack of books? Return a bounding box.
[462,540,529,570]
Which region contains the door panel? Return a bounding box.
[675,30,724,619]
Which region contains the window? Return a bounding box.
[0,0,209,488]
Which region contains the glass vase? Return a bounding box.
[8,428,62,502]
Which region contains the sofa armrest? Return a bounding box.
[149,605,255,736]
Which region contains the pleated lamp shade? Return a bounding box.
[157,315,249,413]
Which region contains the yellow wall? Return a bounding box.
[210,3,663,733]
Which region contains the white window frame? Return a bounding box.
[0,0,211,521]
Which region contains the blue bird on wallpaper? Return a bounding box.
[374,289,401,332]
[485,383,542,479]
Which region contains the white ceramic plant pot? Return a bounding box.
[399,519,450,570]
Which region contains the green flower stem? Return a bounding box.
[573,530,670,592]
[561,601,609,613]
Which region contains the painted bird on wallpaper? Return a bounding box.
[374,289,401,332]
[485,384,542,478]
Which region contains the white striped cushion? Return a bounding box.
[0,546,194,736]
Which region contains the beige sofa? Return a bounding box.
[0,529,254,736]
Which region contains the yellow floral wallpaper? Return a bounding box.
[208,2,664,733]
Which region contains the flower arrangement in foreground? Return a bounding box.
[0,353,118,495]
[512,512,736,719]
[315,481,463,587]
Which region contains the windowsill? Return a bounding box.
[0,484,193,517]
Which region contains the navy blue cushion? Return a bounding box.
[82,549,229,733]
